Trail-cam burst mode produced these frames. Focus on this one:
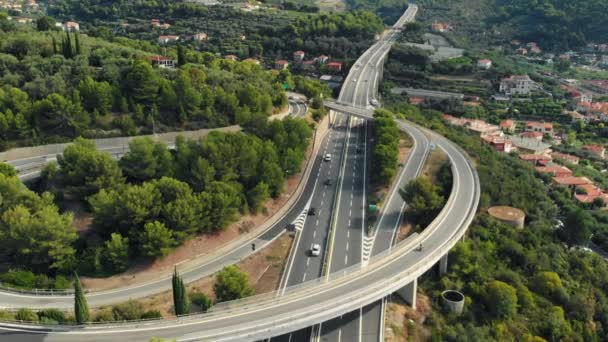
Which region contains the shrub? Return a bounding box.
[140,310,162,319]
[37,309,66,323]
[190,291,213,312]
[93,308,115,322]
[15,308,38,321]
[111,300,144,321]
[0,270,37,288]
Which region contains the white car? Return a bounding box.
[370,99,379,106]
[310,244,321,257]
[324,153,332,162]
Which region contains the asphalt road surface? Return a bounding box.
[0,125,478,341]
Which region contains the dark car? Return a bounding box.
[324,179,333,186]
[308,207,316,215]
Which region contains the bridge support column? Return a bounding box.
[439,254,448,276]
[396,278,417,309]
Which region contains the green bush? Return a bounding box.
[37,309,66,323]
[15,308,38,322]
[0,310,15,320]
[93,308,115,322]
[111,300,145,321]
[0,270,37,288]
[189,291,213,312]
[140,310,162,319]
[0,270,71,290]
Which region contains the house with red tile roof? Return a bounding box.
[327,62,342,71]
[525,121,553,134]
[520,131,543,141]
[148,55,174,68]
[500,119,516,133]
[225,54,238,61]
[536,165,572,178]
[158,35,179,44]
[583,144,605,159]
[551,152,579,165]
[520,154,552,166]
[293,51,305,62]
[482,135,513,153]
[275,60,289,70]
[431,22,451,32]
[574,184,608,206]
[552,176,592,187]
[477,59,492,70]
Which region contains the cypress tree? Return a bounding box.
[74,32,81,56]
[73,273,90,324]
[172,267,190,315]
[52,36,57,55]
[177,45,186,66]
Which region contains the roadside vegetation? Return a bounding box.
[46,1,384,63]
[0,13,290,150]
[389,104,608,341]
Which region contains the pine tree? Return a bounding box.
[74,273,90,324]
[172,267,190,315]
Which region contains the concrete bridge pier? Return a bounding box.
[439,253,448,276]
[396,278,417,309]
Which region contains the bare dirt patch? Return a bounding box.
[384,294,432,342]
[94,233,294,318]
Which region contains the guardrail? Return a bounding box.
[2,117,327,298]
[0,120,479,342]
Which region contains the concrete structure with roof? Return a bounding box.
[488,206,525,229]
[508,136,551,154]
[499,75,536,95]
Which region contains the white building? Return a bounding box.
[477,59,492,70]
[158,35,180,44]
[499,75,536,95]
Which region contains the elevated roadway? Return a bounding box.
[0,3,483,341]
[0,113,479,341]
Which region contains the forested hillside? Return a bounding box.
[46,0,384,60]
[0,12,292,149]
[347,0,608,50]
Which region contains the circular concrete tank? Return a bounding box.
[488,206,525,229]
[441,290,465,315]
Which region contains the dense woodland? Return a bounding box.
[0,12,293,149]
[0,114,311,285]
[386,101,608,341]
[46,0,384,62]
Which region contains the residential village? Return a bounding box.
[443,111,608,208]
